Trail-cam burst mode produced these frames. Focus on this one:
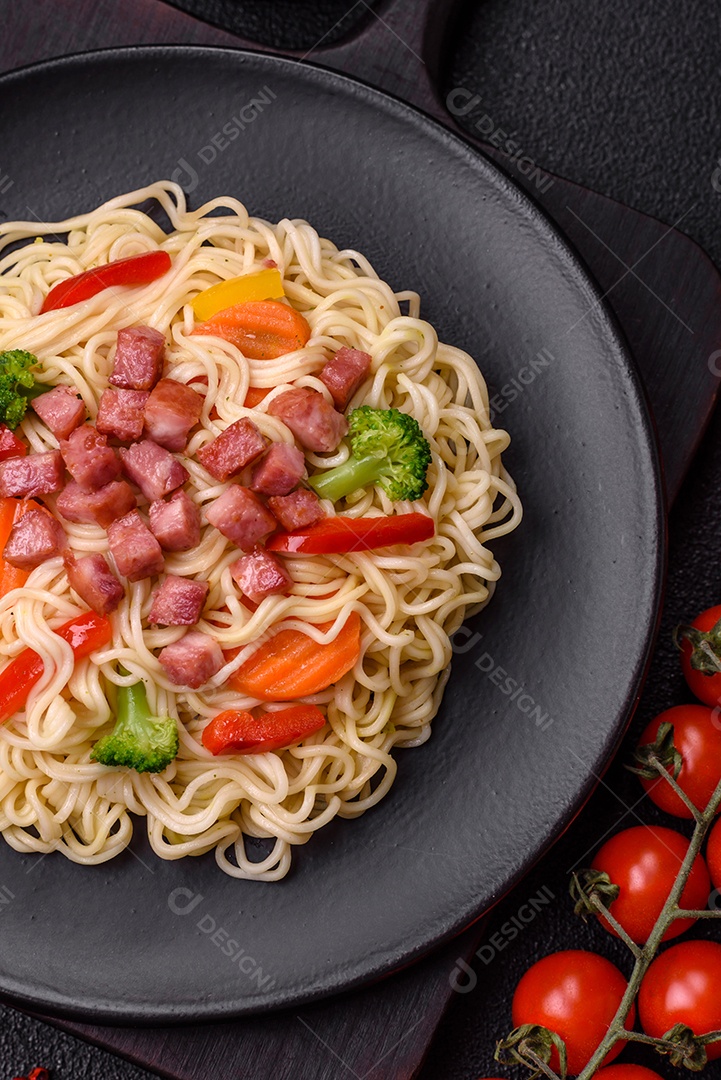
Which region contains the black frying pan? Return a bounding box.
[0,19,663,1022]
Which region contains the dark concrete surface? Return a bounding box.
[2,1,721,1077]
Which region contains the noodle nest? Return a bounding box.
[0,182,521,880]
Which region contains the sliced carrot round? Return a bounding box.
[243,385,272,408]
[192,300,311,360]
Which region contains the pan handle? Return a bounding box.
[225,0,466,130]
[306,0,460,123]
[177,0,560,184]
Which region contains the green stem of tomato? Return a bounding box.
[575,773,721,1080]
[700,1030,721,1045]
[698,639,721,673]
[524,1047,564,1080]
[647,752,704,821]
[616,1030,685,1049]
[672,908,721,919]
[588,894,642,959]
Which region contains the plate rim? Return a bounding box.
[0,42,666,1022]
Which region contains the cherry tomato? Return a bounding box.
[636,705,721,818]
[591,825,710,943]
[595,1068,664,1080]
[512,950,635,1075]
[677,604,721,707]
[707,817,721,891]
[639,940,721,1060]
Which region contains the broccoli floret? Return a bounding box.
[0,350,42,429]
[308,406,431,503]
[91,675,178,774]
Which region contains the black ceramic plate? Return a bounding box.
[0,47,663,1022]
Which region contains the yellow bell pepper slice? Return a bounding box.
[191,267,284,321]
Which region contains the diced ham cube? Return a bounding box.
[60,425,120,492]
[3,508,66,569]
[267,489,325,531]
[107,510,164,582]
[31,385,86,440]
[0,451,64,498]
[143,379,204,452]
[319,347,372,410]
[96,388,149,442]
[267,387,348,452]
[205,486,276,550]
[148,575,209,626]
[64,552,124,616]
[158,630,224,689]
[250,443,305,497]
[0,425,26,462]
[229,548,291,603]
[119,440,188,502]
[148,490,201,552]
[109,325,165,391]
[196,418,267,481]
[56,479,137,529]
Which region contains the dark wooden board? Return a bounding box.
[4,0,718,505]
[32,924,486,1080]
[2,0,720,1077]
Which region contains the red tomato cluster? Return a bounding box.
[637,704,721,818]
[511,950,635,1074]
[492,604,721,1078]
[590,825,709,943]
[677,603,721,708]
[639,940,721,1062]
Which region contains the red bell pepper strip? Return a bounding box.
[0,424,27,462]
[266,512,435,554]
[202,704,326,755]
[40,251,171,313]
[0,612,112,724]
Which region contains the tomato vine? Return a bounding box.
[495,751,721,1078]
